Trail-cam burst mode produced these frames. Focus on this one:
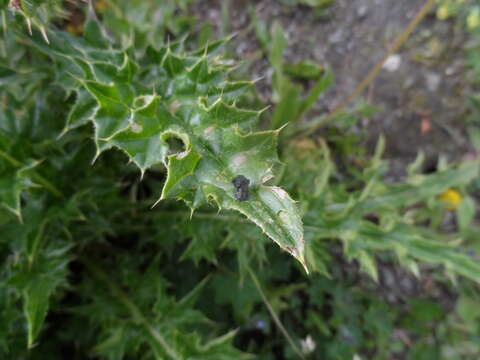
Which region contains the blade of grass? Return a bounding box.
[248,266,306,360]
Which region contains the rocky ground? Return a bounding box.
[191,0,475,173]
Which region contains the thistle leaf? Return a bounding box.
[24,280,51,348]
[0,159,39,219]
[29,21,307,270]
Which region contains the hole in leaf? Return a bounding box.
[165,135,186,156]
[134,97,146,108]
[422,156,438,174]
[363,213,379,224]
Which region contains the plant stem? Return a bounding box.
[248,267,306,360]
[302,0,437,136]
[82,256,181,360]
[0,149,22,167]
[31,173,64,198]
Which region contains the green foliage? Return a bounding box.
[1,0,65,42]
[277,0,336,8]
[0,1,480,359]
[28,8,306,269]
[436,0,480,31]
[281,137,480,283]
[97,0,196,48]
[266,21,333,129]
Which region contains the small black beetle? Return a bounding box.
[232,175,250,201]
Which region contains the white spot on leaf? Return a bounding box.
[279,211,289,224]
[131,122,143,133]
[231,153,247,169]
[261,174,273,183]
[176,150,188,160]
[204,126,215,134]
[272,186,287,200]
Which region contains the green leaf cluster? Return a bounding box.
[1,1,480,359]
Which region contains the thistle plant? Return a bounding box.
[0,5,306,354]
[30,12,306,270]
[2,1,480,358]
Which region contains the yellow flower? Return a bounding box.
[95,0,107,13]
[437,6,450,20]
[65,24,83,36]
[467,8,480,30]
[438,189,462,210]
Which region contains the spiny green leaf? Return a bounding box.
[359,160,480,211]
[23,280,51,348]
[30,22,307,270]
[356,250,379,282]
[7,226,71,348]
[6,0,66,43]
[0,159,39,219]
[312,220,480,283]
[62,89,97,134]
[161,133,201,200]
